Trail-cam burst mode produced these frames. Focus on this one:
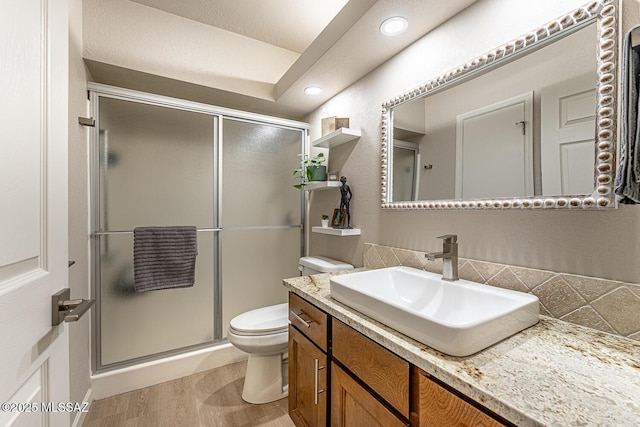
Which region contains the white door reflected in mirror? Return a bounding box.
[455,92,533,199]
[541,74,596,195]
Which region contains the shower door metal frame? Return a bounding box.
[88,83,308,373]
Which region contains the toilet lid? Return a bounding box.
[229,303,289,335]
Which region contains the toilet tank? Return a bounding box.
[299,256,354,276]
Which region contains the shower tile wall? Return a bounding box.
[364,243,640,342]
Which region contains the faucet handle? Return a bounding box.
[436,234,457,244]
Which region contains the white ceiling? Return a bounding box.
[86,0,479,119]
[131,0,350,53]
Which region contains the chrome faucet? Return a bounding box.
[425,234,459,281]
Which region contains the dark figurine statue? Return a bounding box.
[339,176,352,229]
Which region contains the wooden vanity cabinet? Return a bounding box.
[331,319,409,418]
[331,318,410,427]
[288,292,510,427]
[288,293,329,427]
[411,367,509,427]
[289,325,327,427]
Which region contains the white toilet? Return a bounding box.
[227,256,353,404]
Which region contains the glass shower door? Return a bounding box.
[221,119,304,335]
[96,97,218,367]
[393,143,418,201]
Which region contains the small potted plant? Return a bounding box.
[293,153,326,189]
[321,214,329,228]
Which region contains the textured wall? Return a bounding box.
[307,0,640,285]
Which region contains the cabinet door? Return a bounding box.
[289,325,327,427]
[332,363,409,427]
[332,318,409,417]
[412,368,507,427]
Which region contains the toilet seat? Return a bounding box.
[229,302,289,336]
[227,302,289,357]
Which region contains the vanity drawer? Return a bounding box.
[412,367,508,427]
[289,292,328,351]
[332,318,410,418]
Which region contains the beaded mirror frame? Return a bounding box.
[381,0,618,210]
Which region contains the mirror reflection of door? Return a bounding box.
[392,140,419,201]
[386,22,599,204]
[455,92,534,199]
[540,73,596,195]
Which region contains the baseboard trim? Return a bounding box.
[71,387,92,427]
[91,343,247,399]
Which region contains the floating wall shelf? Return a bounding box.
[312,128,361,148]
[312,226,361,236]
[304,181,341,191]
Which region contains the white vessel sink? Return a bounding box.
[330,266,539,357]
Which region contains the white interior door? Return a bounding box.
[0,1,70,426]
[455,92,534,199]
[541,73,596,195]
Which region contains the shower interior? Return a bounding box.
[90,85,307,372]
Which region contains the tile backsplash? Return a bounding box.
[363,243,640,342]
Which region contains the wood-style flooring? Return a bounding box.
[83,361,294,427]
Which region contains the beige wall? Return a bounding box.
[307,0,640,285]
[69,0,92,406]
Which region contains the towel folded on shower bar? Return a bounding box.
[133,226,198,292]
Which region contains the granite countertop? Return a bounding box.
[283,270,640,427]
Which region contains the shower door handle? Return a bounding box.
[52,288,95,326]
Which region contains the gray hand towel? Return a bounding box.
[133,226,198,292]
[615,26,640,204]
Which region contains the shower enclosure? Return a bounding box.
[89,84,307,372]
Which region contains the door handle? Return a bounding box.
[52,288,95,326]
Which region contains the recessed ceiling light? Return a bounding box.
[380,16,408,36]
[304,86,323,95]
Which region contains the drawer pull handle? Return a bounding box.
[314,358,325,405]
[290,310,313,328]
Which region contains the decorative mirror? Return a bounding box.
[381,0,618,210]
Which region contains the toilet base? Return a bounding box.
[241,353,288,404]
